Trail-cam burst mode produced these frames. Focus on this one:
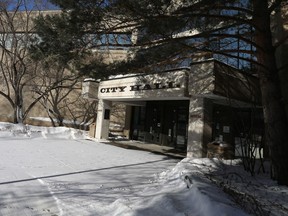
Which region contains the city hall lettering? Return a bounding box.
[100,81,181,93]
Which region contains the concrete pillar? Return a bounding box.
[187,97,212,158]
[95,99,112,139]
[202,98,213,154]
[123,105,132,138]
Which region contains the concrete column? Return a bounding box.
[202,98,213,154]
[187,96,212,158]
[123,105,132,138]
[95,99,112,139]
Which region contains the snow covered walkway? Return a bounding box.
[0,138,177,215]
[0,123,249,216]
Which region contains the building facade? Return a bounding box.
[83,59,263,158]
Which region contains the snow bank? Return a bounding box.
[0,122,88,139]
[97,158,247,216]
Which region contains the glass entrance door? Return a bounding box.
[145,102,162,144]
[130,100,189,148]
[174,106,188,149]
[130,106,146,141]
[145,101,188,147]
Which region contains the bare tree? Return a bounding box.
[31,60,74,126]
[0,1,34,123]
[64,94,98,130]
[34,65,97,128]
[0,0,85,124]
[0,0,58,123]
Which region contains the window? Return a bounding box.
[84,33,132,50]
[0,33,39,49]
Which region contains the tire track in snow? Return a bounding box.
[32,175,64,216]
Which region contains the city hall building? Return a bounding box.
[83,58,263,158]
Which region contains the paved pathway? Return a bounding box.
[102,139,186,159]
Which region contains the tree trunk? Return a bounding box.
[15,90,24,124]
[253,0,288,185]
[16,105,23,124]
[13,108,18,124]
[12,92,24,124]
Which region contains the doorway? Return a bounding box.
[130,100,189,148]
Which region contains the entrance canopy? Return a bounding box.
[82,69,190,102]
[83,60,260,105]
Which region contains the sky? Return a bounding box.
[5,0,59,11]
[0,122,287,215]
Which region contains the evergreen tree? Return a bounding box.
[34,0,288,185]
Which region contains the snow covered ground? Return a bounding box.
[0,123,287,216]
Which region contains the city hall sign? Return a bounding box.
[97,70,188,99]
[99,81,181,94]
